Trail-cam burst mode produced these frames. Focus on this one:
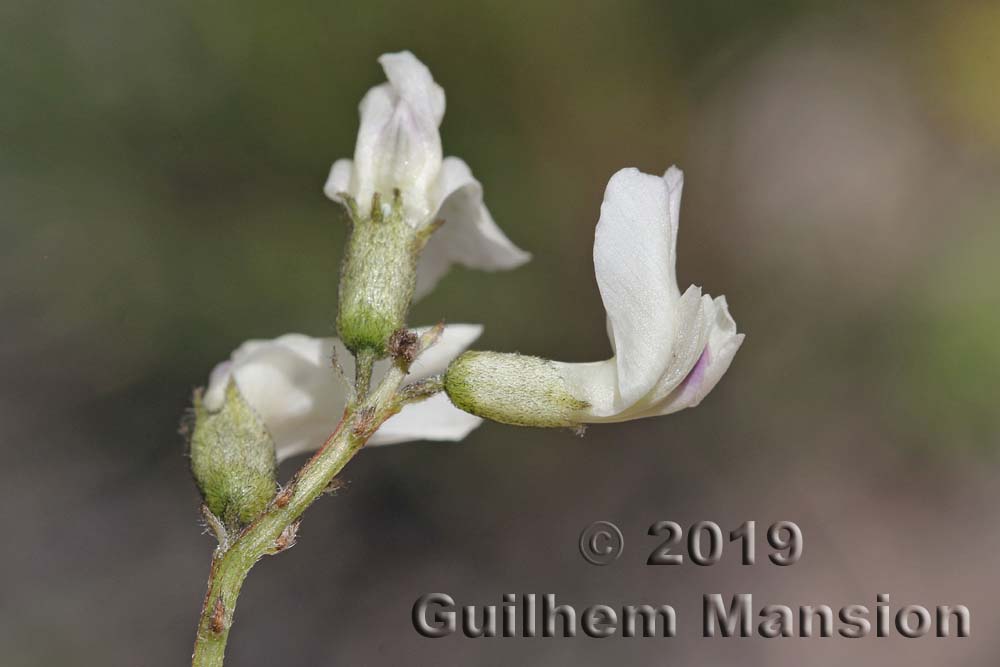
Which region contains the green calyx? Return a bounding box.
[189,382,278,528]
[336,191,440,358]
[444,351,588,428]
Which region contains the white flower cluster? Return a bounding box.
[205,52,742,460]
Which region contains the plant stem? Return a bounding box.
[354,347,376,399]
[191,353,412,667]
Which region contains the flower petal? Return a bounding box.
[203,325,483,461]
[379,51,445,124]
[351,51,444,220]
[323,159,353,204]
[552,357,620,419]
[414,157,530,299]
[619,286,711,416]
[554,286,709,422]
[631,296,744,418]
[594,167,683,407]
[370,393,482,445]
[407,323,483,378]
[662,165,683,276]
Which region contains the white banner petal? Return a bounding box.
[594,167,682,407]
[351,51,444,219]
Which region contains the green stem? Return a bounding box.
[354,347,377,399]
[191,355,411,667]
[398,374,444,404]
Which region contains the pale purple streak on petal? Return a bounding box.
[680,346,710,395]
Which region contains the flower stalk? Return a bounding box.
[353,346,377,399]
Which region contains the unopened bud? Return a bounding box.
[444,351,588,428]
[189,382,277,528]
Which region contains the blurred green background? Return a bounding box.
[2,1,998,665]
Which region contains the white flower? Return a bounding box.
[204,325,484,461]
[444,166,743,427]
[324,51,529,299]
[556,166,744,421]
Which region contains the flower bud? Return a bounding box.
[188,382,277,528]
[336,194,434,356]
[444,351,588,428]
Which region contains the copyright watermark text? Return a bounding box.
[411,519,970,640]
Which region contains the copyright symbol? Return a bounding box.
[579,521,624,566]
